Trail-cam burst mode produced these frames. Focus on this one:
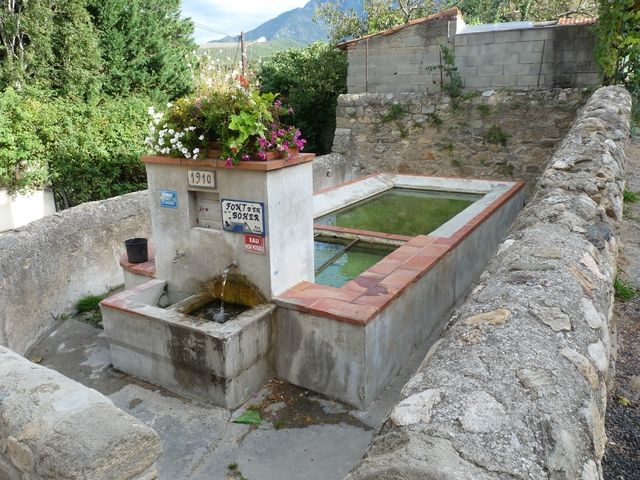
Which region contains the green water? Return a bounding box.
[316,188,480,237]
[314,240,394,288]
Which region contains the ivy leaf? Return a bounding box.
[232,409,262,425]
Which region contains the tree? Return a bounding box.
[259,42,347,155]
[316,0,439,44]
[316,0,598,43]
[87,0,196,100]
[596,0,640,118]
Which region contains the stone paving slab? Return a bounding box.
[27,317,424,480]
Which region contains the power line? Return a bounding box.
[192,21,237,38]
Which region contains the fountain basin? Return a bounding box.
[100,279,275,408]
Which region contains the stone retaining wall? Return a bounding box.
[0,346,161,479]
[345,86,631,479]
[333,89,589,197]
[0,191,151,355]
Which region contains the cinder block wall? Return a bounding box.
[456,24,599,90]
[345,20,600,93]
[347,17,450,94]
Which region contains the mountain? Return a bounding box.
[211,0,364,45]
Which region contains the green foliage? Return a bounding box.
[76,294,105,313]
[0,88,52,192]
[483,125,509,146]
[614,276,636,300]
[316,1,597,43]
[316,0,438,44]
[382,104,405,122]
[427,112,443,128]
[440,45,463,98]
[87,0,196,101]
[477,103,492,116]
[259,42,348,155]
[0,0,103,99]
[623,189,640,203]
[76,294,105,328]
[0,87,149,204]
[228,463,238,471]
[48,95,149,208]
[596,0,640,121]
[0,0,195,100]
[233,409,262,425]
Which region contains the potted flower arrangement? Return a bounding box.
[144,73,306,166]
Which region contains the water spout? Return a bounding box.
[172,250,185,263]
[215,263,237,323]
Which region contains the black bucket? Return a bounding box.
[124,238,148,263]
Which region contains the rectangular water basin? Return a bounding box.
[101,280,275,408]
[275,174,525,408]
[314,237,397,288]
[316,188,481,237]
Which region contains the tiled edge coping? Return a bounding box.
[119,171,524,326]
[275,174,525,326]
[141,152,315,171]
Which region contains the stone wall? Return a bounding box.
[0,346,161,479]
[342,8,600,94]
[332,88,590,197]
[345,86,631,479]
[0,191,151,355]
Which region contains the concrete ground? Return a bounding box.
[27,316,426,480]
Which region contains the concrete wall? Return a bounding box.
[345,86,631,480]
[0,346,161,479]
[344,13,600,94]
[145,159,314,302]
[332,89,588,197]
[0,191,151,355]
[0,188,56,232]
[312,153,358,193]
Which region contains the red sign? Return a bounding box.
[244,234,266,255]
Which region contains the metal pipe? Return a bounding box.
[314,237,360,276]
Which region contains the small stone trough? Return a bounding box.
[101,278,276,409]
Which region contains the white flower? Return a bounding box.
[177,142,183,149]
[170,138,177,144]
[193,154,198,160]
[147,106,155,115]
[198,135,205,141]
[168,129,175,135]
[181,147,188,154]
[185,152,192,159]
[193,148,200,154]
[154,145,161,152]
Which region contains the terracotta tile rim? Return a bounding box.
[277,179,525,326]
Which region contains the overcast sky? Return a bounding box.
[181,0,309,43]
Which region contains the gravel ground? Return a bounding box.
[603,136,640,480]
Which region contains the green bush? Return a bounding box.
[258,42,347,155]
[48,95,149,208]
[0,87,149,206]
[0,88,53,193]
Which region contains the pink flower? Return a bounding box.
[257,151,267,161]
[241,154,250,161]
[225,157,233,167]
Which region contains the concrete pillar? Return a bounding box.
[142,154,315,302]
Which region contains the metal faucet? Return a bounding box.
[172,250,185,263]
[223,262,237,274]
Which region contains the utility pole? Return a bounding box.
[240,31,247,76]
